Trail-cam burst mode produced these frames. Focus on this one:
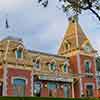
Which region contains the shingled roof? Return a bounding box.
[58,16,94,55]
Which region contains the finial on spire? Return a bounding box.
[68,15,78,23]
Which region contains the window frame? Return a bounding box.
[85,83,94,97]
[49,60,56,72]
[86,85,93,97]
[33,58,41,71]
[63,61,68,73]
[12,77,27,96]
[15,49,23,59]
[33,81,41,96]
[84,60,91,73]
[64,40,71,51]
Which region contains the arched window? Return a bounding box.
[84,60,91,73]
[34,58,41,70]
[86,85,93,97]
[47,82,57,96]
[62,61,68,73]
[15,49,23,59]
[13,78,26,96]
[64,40,71,51]
[64,84,70,98]
[33,81,41,97]
[49,61,56,72]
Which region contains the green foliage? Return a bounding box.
[0,97,100,100]
[37,0,100,21]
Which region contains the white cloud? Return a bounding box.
[0,0,99,54]
[0,0,33,12]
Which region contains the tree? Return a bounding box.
[38,0,100,21]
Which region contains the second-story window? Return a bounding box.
[84,60,91,73]
[34,59,41,70]
[16,49,23,59]
[63,64,67,72]
[49,62,56,72]
[62,61,68,73]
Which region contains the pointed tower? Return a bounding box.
[58,16,97,98]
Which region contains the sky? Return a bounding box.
[0,0,100,55]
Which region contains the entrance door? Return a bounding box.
[13,79,26,96]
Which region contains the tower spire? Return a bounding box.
[58,15,93,55]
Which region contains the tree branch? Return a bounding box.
[89,8,100,21]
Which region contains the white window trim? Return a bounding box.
[84,60,92,73]
[63,61,68,73]
[85,83,95,97]
[85,83,95,89]
[33,57,41,71]
[49,59,56,72]
[15,49,23,60]
[12,76,28,85]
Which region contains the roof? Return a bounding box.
[28,50,66,59]
[0,36,67,60]
[58,16,94,55]
[1,36,23,43]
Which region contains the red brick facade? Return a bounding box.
[70,54,97,98]
[6,68,32,96]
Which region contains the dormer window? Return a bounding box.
[16,49,23,59]
[34,59,41,70]
[49,61,56,72]
[63,61,68,73]
[64,40,71,51]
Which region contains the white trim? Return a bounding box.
[85,83,95,89]
[31,72,33,96]
[48,59,57,72]
[84,59,92,73]
[3,40,10,96]
[72,82,75,98]
[3,63,8,96]
[85,83,95,97]
[11,77,28,85]
[64,40,71,51]
[33,57,41,71]
[15,49,23,60]
[76,53,83,97]
[75,17,78,48]
[63,61,68,73]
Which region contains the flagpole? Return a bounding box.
[3,40,10,96]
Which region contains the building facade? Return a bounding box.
[0,16,98,98]
[96,57,100,98]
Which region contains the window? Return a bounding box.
[86,85,93,97]
[65,43,69,50]
[16,49,23,59]
[84,60,91,73]
[49,62,56,72]
[64,84,70,98]
[64,40,71,51]
[48,82,56,90]
[13,79,26,96]
[48,82,57,96]
[34,59,41,70]
[63,61,68,72]
[33,81,41,96]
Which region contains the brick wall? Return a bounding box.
[6,68,32,96]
